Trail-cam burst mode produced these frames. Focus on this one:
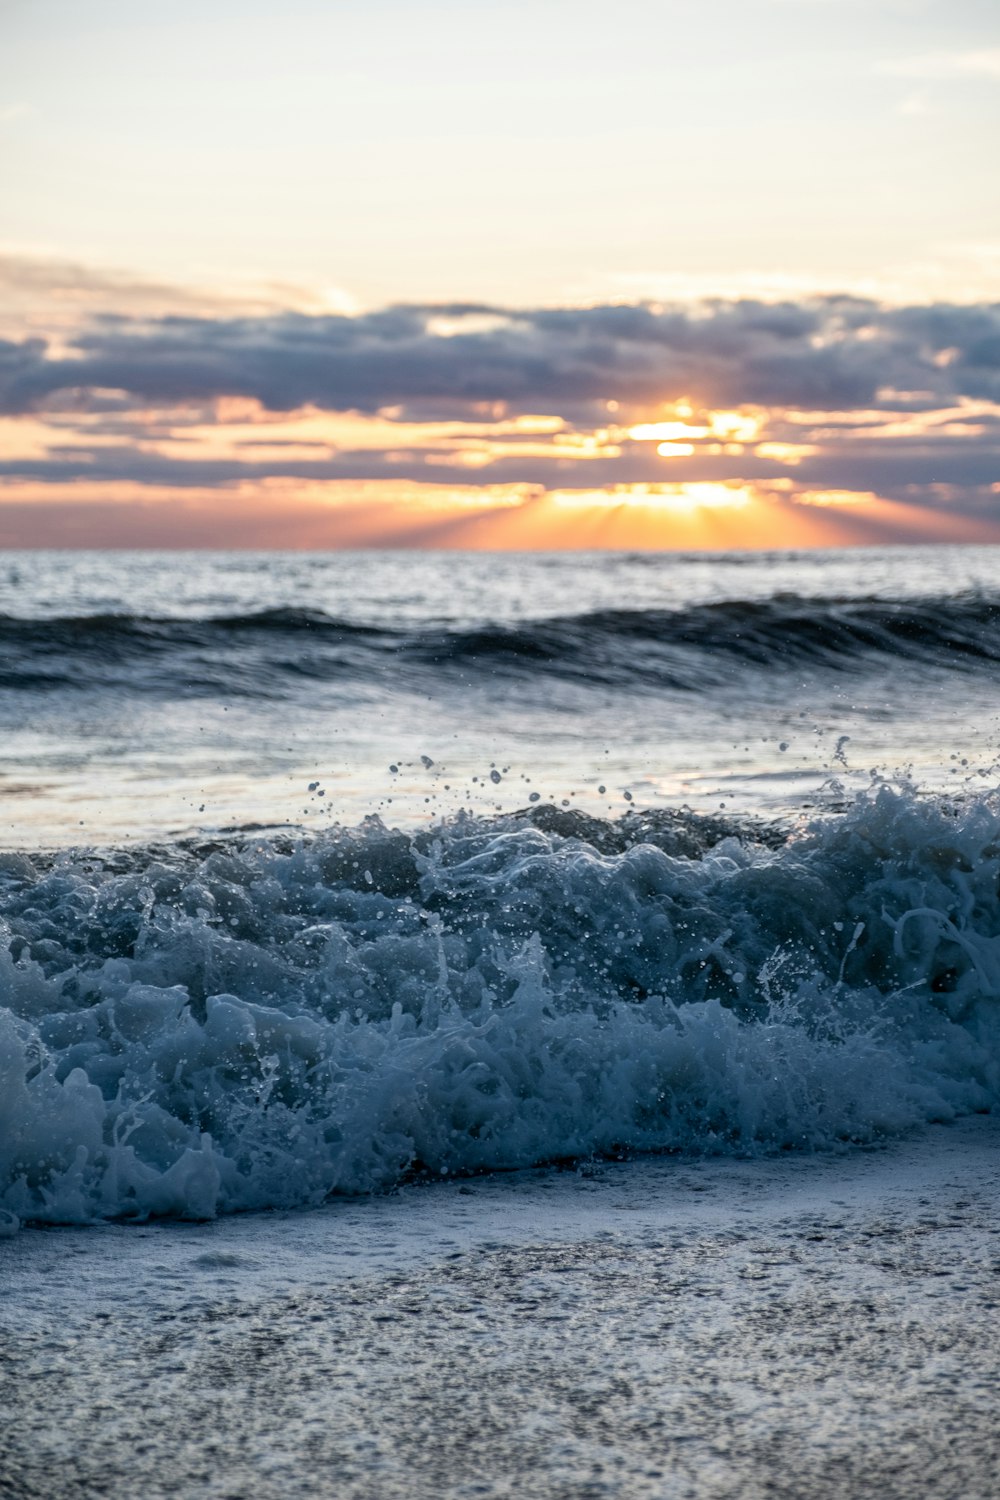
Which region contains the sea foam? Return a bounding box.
[1,786,999,1231]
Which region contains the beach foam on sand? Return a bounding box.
[2,1114,998,1499]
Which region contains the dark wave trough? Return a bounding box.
[1,594,999,697]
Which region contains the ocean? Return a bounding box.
[3,547,1000,1497]
[2,546,1000,847]
[2,545,1000,1227]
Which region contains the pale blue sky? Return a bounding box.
[1,0,998,308]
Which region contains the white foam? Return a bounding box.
[1,786,999,1229]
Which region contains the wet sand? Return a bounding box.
[2,1116,999,1500]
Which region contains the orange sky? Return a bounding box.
[2,331,999,548]
[3,1,1000,547]
[2,475,1000,550]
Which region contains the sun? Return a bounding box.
[627,407,764,454]
[553,483,753,515]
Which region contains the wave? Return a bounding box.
[1,786,999,1232]
[0,608,390,696]
[0,594,998,697]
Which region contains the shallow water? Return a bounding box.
[3,1117,999,1499]
[1,547,999,845]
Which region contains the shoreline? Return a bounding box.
[3,1115,999,1498]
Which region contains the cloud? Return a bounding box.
[0,252,358,343]
[1,423,997,508]
[3,297,1000,421]
[1,294,999,545]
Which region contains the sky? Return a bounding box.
[1,0,999,548]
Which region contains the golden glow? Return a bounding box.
[754,442,818,464]
[3,476,1000,551]
[795,488,880,507]
[0,416,65,460]
[708,410,762,442]
[629,421,709,441]
[628,409,764,445]
[806,400,1000,441]
[552,429,621,454]
[2,366,994,551]
[552,482,752,513]
[425,313,513,338]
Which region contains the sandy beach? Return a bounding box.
[3,1115,999,1500]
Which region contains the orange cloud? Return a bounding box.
[2,294,1000,547]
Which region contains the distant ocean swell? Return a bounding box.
[1,594,1000,695]
[1,786,999,1232]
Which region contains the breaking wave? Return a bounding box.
[1,786,999,1232]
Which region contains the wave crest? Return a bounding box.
[1,594,999,695]
[1,787,999,1229]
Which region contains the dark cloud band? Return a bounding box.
[3,297,1000,417]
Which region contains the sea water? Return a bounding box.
[2,546,1000,1231]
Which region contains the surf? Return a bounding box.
[2,783,999,1233]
